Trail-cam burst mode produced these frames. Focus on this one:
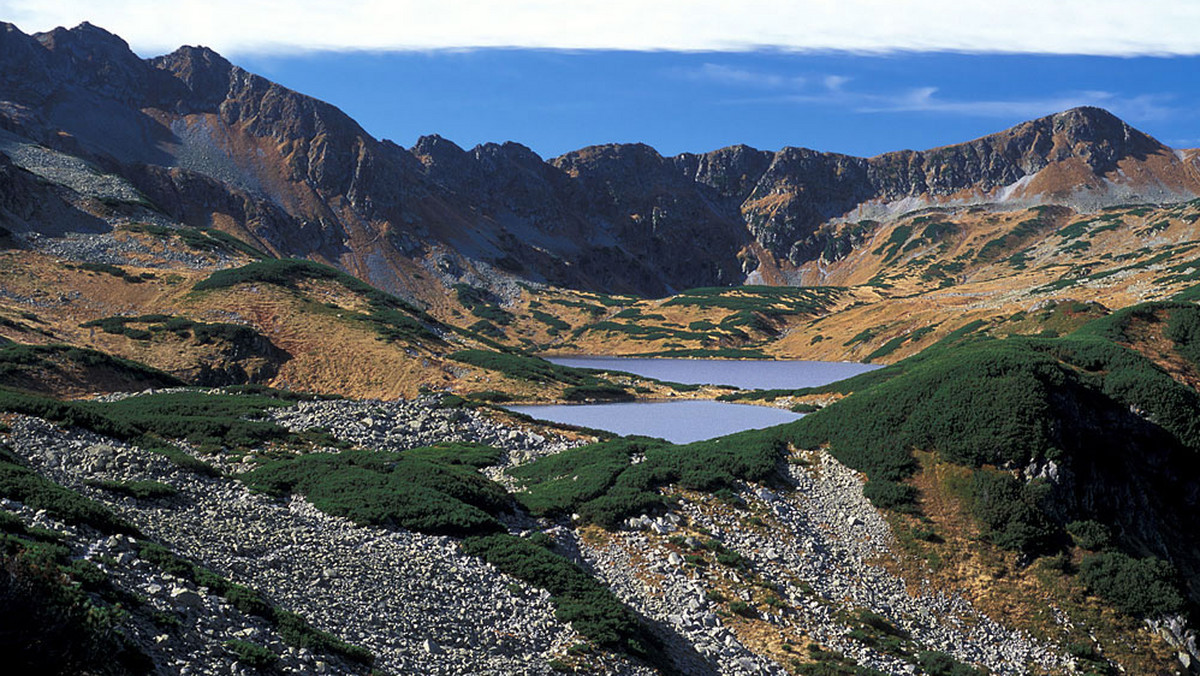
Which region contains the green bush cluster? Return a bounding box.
[242,445,510,537]
[562,385,633,402]
[460,534,662,666]
[193,259,441,345]
[0,450,134,535]
[137,541,373,664]
[223,639,277,670]
[81,314,262,345]
[512,428,784,529]
[1078,552,1186,618]
[85,479,178,500]
[1,531,150,674]
[68,262,154,284]
[123,222,266,259]
[449,350,607,387]
[964,470,1056,553]
[0,344,183,389]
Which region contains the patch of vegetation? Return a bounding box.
[861,480,918,512]
[511,427,785,529]
[66,262,154,284]
[138,541,373,664]
[122,222,267,259]
[85,479,178,500]
[1066,520,1111,551]
[871,224,913,262]
[0,343,183,391]
[82,314,262,345]
[633,347,770,359]
[1078,552,1186,617]
[224,639,277,670]
[193,259,441,345]
[460,533,663,667]
[2,529,151,674]
[449,350,611,387]
[915,650,985,676]
[530,310,571,335]
[241,445,510,537]
[0,448,135,534]
[454,284,514,326]
[562,385,634,402]
[662,285,841,318]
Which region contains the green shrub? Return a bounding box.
[562,385,633,402]
[915,650,984,676]
[965,470,1056,553]
[0,454,134,534]
[1,537,148,674]
[460,534,660,664]
[224,639,277,670]
[1066,520,1111,551]
[1078,552,1186,617]
[86,479,178,500]
[861,480,917,512]
[243,446,510,537]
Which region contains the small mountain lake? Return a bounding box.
[505,357,882,444]
[541,356,880,390]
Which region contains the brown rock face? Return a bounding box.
[2,22,1198,297]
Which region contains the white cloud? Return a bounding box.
[686,64,805,89]
[852,88,1178,122]
[4,0,1200,56]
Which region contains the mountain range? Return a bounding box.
[4,21,1200,300]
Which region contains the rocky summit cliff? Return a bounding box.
[2,22,1199,299]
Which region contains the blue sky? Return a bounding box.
[6,1,1200,158]
[239,50,1200,159]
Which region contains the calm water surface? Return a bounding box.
[507,357,880,443]
[544,356,880,390]
[506,400,802,444]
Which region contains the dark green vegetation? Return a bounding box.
[454,284,515,327]
[1079,552,1187,618]
[223,639,277,670]
[461,534,664,668]
[450,349,640,399]
[242,444,510,537]
[122,222,267,259]
[66,261,155,284]
[0,386,329,474]
[85,479,178,500]
[138,541,374,665]
[2,511,151,674]
[194,258,443,345]
[510,430,783,529]
[82,314,262,345]
[0,445,134,535]
[0,343,183,392]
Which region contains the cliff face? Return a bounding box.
[2,22,1199,297]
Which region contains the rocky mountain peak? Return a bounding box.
[151,45,235,107]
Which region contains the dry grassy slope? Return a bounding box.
[426,200,1200,367]
[885,453,1181,675]
[0,241,472,399]
[0,239,702,401]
